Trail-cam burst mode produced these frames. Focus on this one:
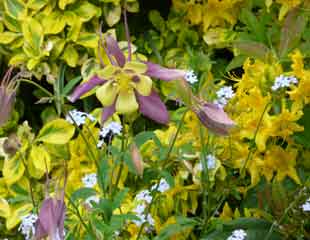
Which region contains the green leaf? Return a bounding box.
[22,17,43,57]
[234,41,270,60]
[104,3,121,27]
[28,145,51,179]
[77,33,98,48]
[58,0,76,10]
[149,10,165,32]
[63,76,82,96]
[27,0,48,11]
[294,105,310,149]
[112,188,129,210]
[279,9,306,57]
[2,152,25,185]
[42,11,67,34]
[71,187,97,202]
[226,55,247,72]
[73,2,101,22]
[0,32,21,44]
[4,0,27,20]
[134,131,160,148]
[36,119,75,144]
[202,218,283,240]
[62,45,79,67]
[0,198,11,218]
[3,13,22,32]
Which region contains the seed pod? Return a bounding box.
[131,143,144,177]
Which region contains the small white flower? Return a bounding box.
[301,198,310,212]
[185,70,198,84]
[206,154,216,170]
[99,121,122,139]
[136,190,152,204]
[66,109,95,126]
[45,41,54,52]
[18,213,38,240]
[271,75,298,91]
[214,86,235,108]
[85,195,100,206]
[82,173,97,188]
[133,204,146,215]
[151,178,170,193]
[227,229,247,240]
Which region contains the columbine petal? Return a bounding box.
[116,89,139,114]
[105,35,126,67]
[124,61,147,74]
[145,62,187,81]
[96,81,119,107]
[194,102,235,135]
[101,103,116,123]
[35,197,66,240]
[68,76,105,102]
[136,90,169,124]
[134,75,152,96]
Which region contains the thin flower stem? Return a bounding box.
[264,187,306,240]
[199,125,211,227]
[18,79,53,97]
[136,110,187,240]
[240,102,270,176]
[66,193,97,238]
[123,0,132,61]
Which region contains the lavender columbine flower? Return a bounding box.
[0,67,18,127]
[68,14,193,125]
[35,196,66,240]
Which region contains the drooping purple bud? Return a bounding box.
[68,75,105,102]
[0,67,18,127]
[145,62,187,81]
[136,90,169,124]
[35,197,66,240]
[193,102,235,135]
[105,35,126,67]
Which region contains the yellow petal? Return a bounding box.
[116,89,138,114]
[134,75,152,96]
[97,65,119,79]
[96,81,119,106]
[124,61,147,74]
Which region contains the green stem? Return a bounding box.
[199,125,211,227]
[240,102,270,176]
[18,79,53,97]
[136,110,187,240]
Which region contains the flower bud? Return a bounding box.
[3,133,21,156]
[193,101,235,135]
[131,143,144,176]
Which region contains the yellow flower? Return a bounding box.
[263,145,300,184]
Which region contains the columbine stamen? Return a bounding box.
[184,70,198,84]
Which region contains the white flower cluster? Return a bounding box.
[132,204,155,227]
[151,178,170,193]
[196,154,217,171]
[271,75,298,91]
[214,86,235,108]
[82,173,97,188]
[97,121,122,148]
[301,198,310,212]
[66,109,95,126]
[18,213,38,240]
[185,70,199,84]
[227,229,247,240]
[136,190,152,204]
